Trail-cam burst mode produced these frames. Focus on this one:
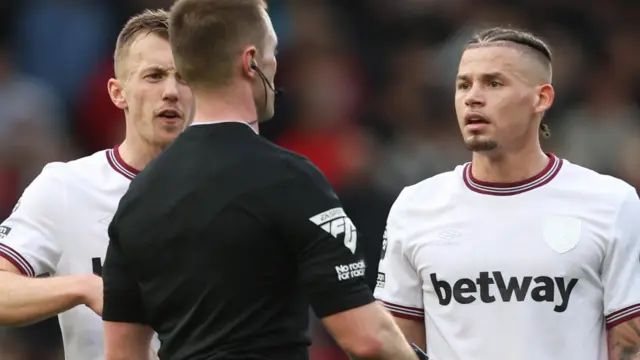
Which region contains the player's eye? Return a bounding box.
[146,73,164,81]
[489,81,502,88]
[457,83,470,90]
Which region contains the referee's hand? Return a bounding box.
[411,344,428,360]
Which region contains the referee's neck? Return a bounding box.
[191,118,258,134]
[191,91,259,134]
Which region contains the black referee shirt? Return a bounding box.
[102,123,375,360]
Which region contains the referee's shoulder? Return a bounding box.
[259,141,329,188]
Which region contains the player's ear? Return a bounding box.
[108,78,128,110]
[534,84,554,114]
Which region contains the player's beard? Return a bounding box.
[464,137,498,152]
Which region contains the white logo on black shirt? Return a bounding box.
[309,207,358,253]
[335,260,366,281]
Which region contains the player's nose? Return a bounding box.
[464,88,485,107]
[162,77,180,101]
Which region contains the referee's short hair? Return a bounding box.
[169,0,268,91]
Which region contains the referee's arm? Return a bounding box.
[102,222,155,360]
[266,165,419,360]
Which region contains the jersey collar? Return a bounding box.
[106,145,140,180]
[463,153,563,196]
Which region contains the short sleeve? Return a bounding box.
[0,164,65,277]
[602,189,640,329]
[264,168,374,319]
[374,189,424,321]
[102,222,146,324]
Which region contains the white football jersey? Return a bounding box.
[0,147,143,360]
[374,154,640,360]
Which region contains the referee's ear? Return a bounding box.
[108,78,128,110]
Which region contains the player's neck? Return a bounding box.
[471,148,549,184]
[191,88,259,134]
[117,138,163,172]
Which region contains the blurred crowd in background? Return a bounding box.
[1,0,640,359]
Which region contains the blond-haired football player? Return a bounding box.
[0,9,193,360]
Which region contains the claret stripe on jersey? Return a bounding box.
[463,153,563,196]
[606,303,640,329]
[0,243,35,277]
[106,146,140,180]
[381,301,425,321]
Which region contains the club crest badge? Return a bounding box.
[542,216,582,254]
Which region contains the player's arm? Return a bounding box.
[603,189,640,360]
[0,165,101,325]
[374,189,426,351]
[0,260,99,326]
[263,165,418,360]
[102,221,155,360]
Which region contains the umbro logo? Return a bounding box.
[433,230,461,245]
[98,216,113,225]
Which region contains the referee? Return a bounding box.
[101,1,420,360]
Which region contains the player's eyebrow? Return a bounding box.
[456,72,505,82]
[142,65,178,74]
[482,72,505,80]
[144,65,167,72]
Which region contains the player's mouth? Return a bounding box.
[156,109,183,122]
[464,113,490,131]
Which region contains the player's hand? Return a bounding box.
[77,274,104,316]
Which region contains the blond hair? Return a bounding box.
[114,9,170,79]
